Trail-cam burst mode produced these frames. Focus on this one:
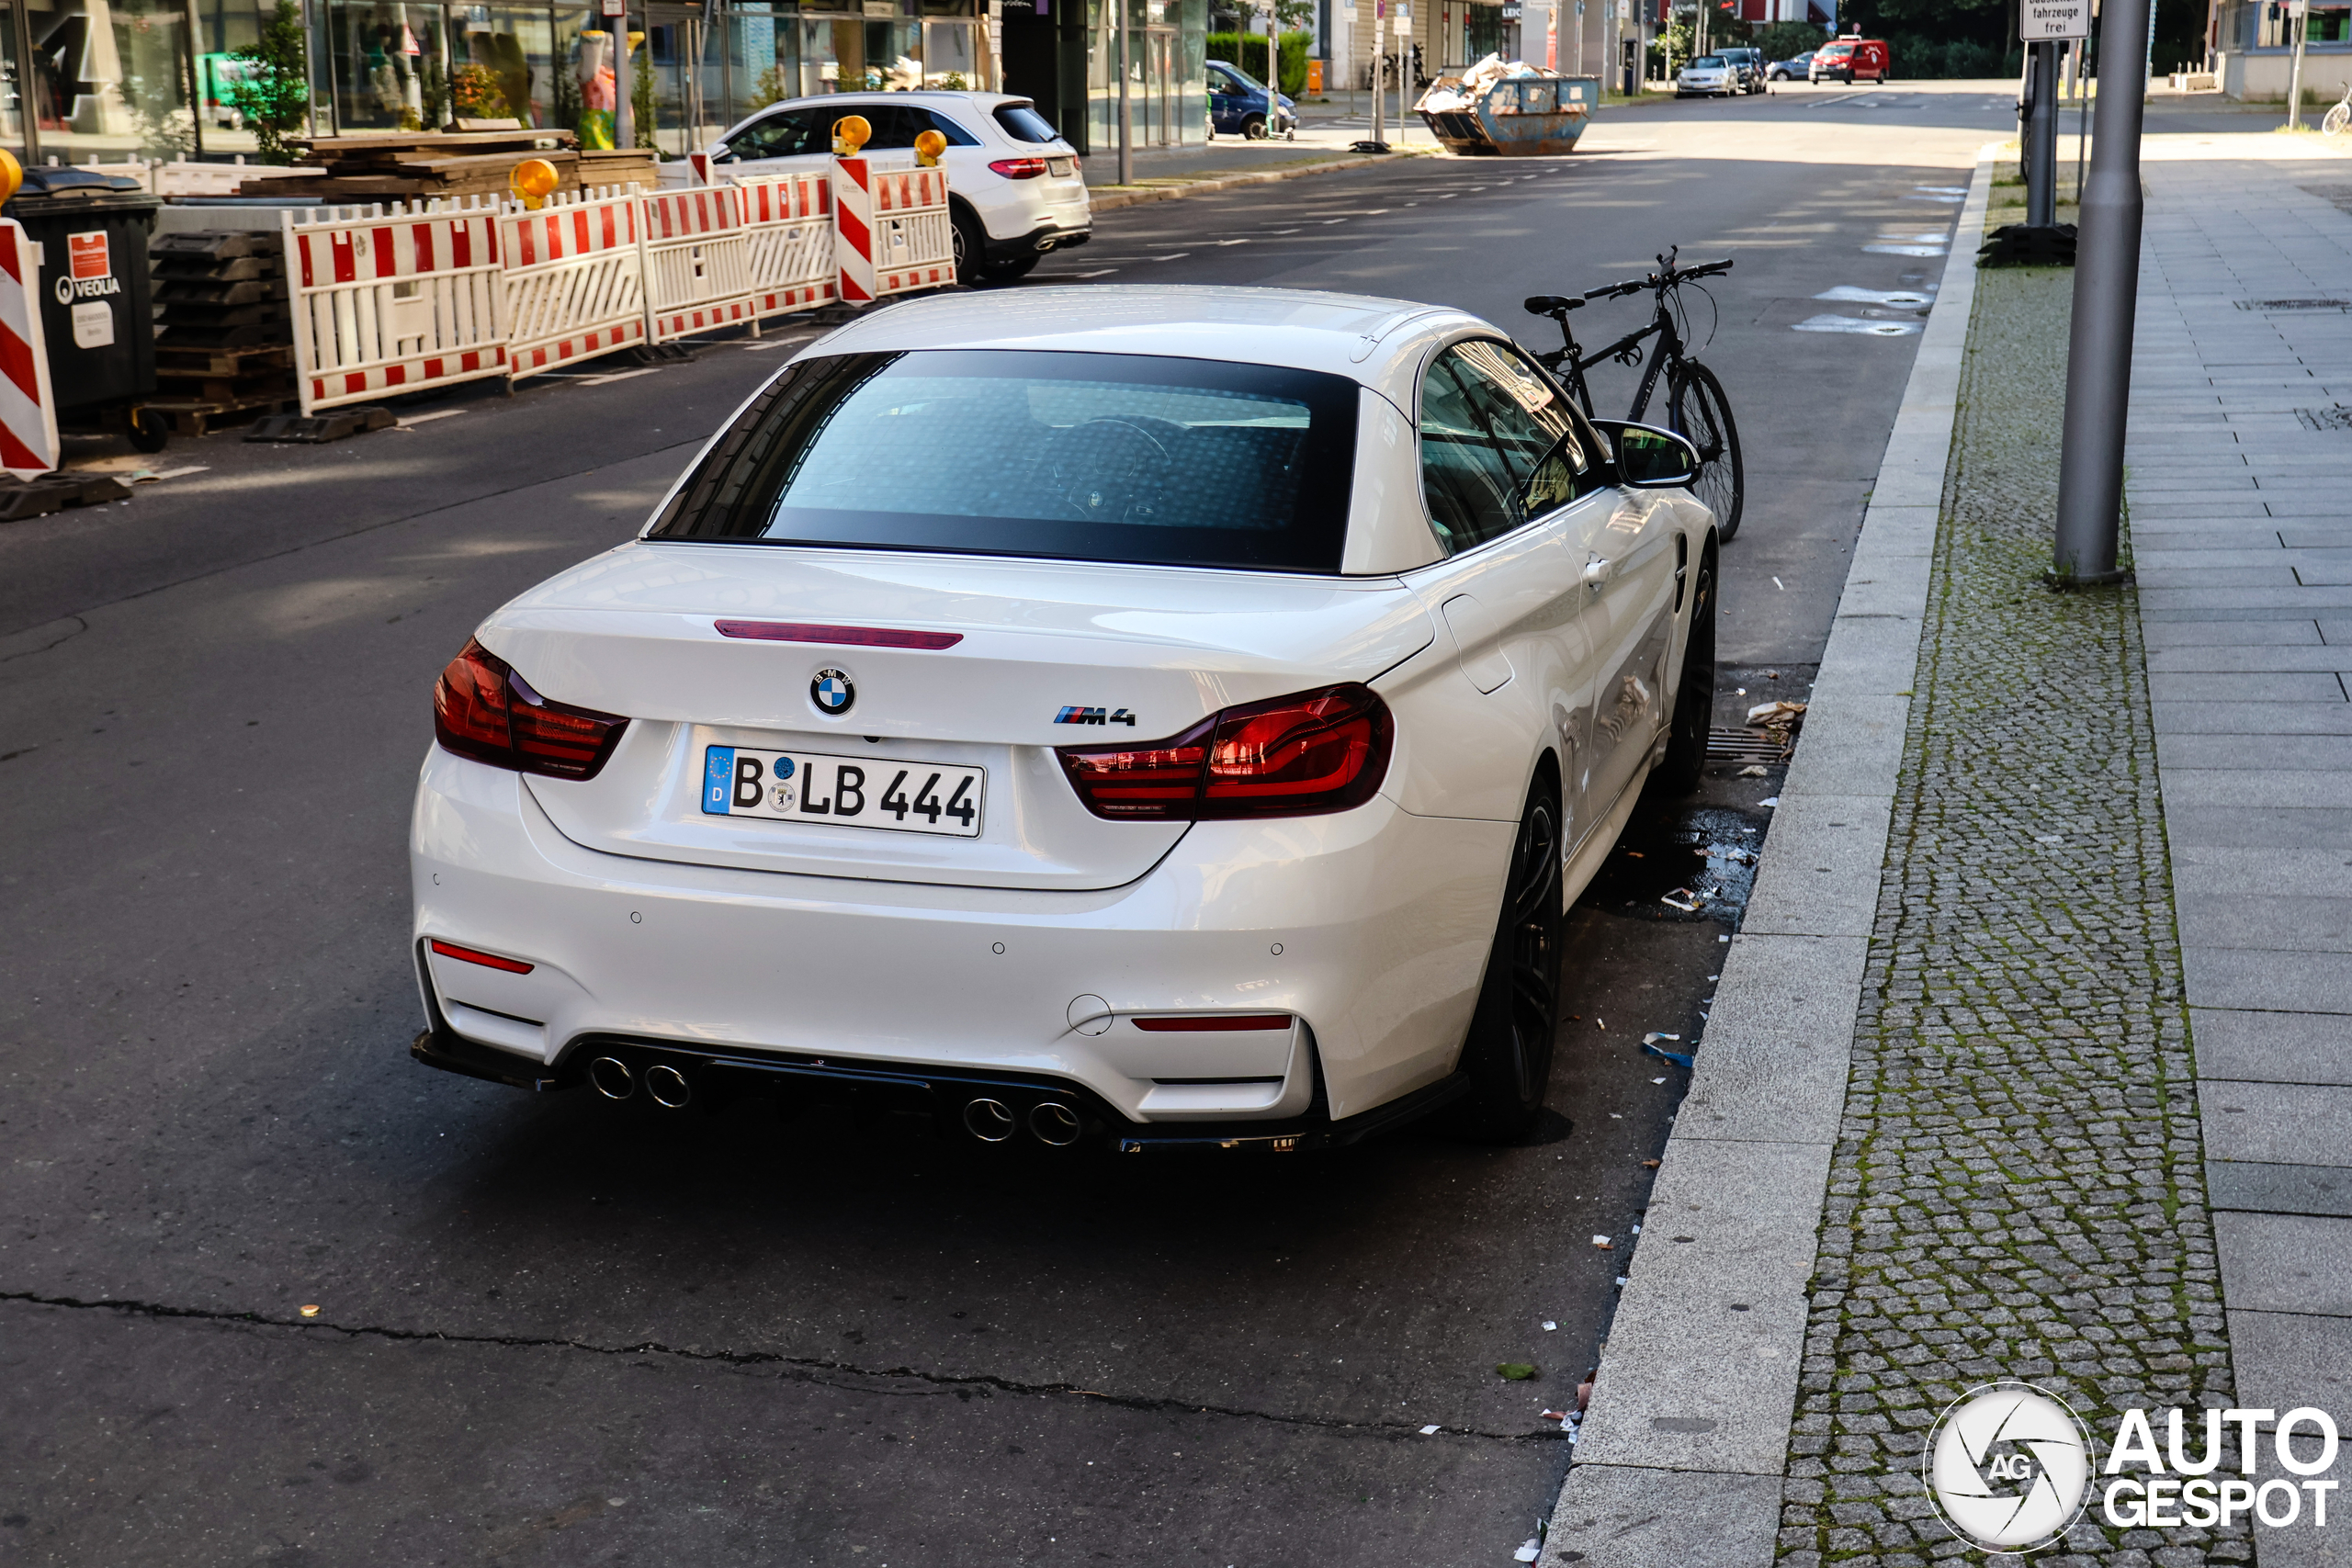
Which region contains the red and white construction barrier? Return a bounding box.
[286,197,508,415]
[732,167,837,318]
[831,162,955,304]
[640,185,754,344]
[500,186,647,383]
[0,218,58,478]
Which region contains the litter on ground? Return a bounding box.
[1496,1362,1539,1381]
[1419,1424,1442,1435]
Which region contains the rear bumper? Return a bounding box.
[411,750,1510,1126]
[411,1023,1471,1151]
[985,222,1091,264]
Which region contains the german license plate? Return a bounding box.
[1047,156,1075,176]
[701,745,984,838]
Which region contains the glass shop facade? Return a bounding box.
[0,0,1196,167]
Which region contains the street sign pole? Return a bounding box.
[2051,0,2150,583]
[2024,39,2058,227]
[1370,4,1385,149]
[1117,0,1133,184]
[2286,0,2310,129]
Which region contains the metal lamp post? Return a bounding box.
[2051,0,2152,583]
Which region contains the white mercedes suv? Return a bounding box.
[704,91,1091,284]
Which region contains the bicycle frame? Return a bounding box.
[1532,265,1700,423]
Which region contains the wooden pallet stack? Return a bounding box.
[149,231,297,436]
[237,130,658,202]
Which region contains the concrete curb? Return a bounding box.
[1086,148,1438,210]
[1534,146,1998,1568]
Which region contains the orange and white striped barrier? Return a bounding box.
[500,186,647,383]
[286,197,508,414]
[731,166,837,318]
[0,218,58,478]
[639,185,754,344]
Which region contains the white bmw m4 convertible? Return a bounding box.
[410,287,1720,1151]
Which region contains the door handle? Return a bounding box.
[1581,557,1615,587]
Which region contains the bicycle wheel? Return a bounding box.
[2325,100,2350,137]
[1668,361,1745,542]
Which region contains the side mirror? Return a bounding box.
[1593,420,1701,489]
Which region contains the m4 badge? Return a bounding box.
[1055,705,1138,727]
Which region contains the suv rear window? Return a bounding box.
[993,102,1061,143]
[649,350,1360,573]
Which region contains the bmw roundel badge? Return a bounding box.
[810,668,854,716]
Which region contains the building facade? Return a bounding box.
[2209,0,2352,97]
[0,0,1031,166]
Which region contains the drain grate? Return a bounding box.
[1706,726,1790,763]
[2298,407,2352,432]
[2237,298,2350,311]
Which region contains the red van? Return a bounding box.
[1808,37,1891,82]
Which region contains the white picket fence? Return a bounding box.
[283,158,955,415]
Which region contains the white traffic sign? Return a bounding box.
[2020,0,2089,39]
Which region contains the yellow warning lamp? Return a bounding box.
[912,128,946,167]
[0,148,21,208]
[509,156,560,210]
[831,114,872,158]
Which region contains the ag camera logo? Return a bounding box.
[1925,1381,2094,1553]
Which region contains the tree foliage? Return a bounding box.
[223,0,310,164]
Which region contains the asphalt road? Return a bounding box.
[0,83,2011,1566]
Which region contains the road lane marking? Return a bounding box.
[396,409,469,427]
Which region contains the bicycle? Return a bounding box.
[1522,248,1747,541]
[2324,80,2351,137]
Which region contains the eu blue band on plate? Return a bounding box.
[704,746,735,815]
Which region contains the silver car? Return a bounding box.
[1676,56,1736,97]
[705,91,1091,285]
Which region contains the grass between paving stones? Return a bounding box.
[1772,267,2244,1567]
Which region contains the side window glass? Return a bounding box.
[913,107,983,145]
[860,106,921,150]
[1419,341,1598,554]
[728,109,820,160]
[1419,355,1524,553]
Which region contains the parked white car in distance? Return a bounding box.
[1676,55,1737,97]
[703,90,1090,284]
[409,287,1721,1153]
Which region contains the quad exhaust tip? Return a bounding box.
[1030,1101,1082,1146]
[644,1064,694,1110]
[963,1098,1016,1143]
[589,1056,635,1100]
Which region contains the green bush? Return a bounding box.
[1750,20,1828,62]
[1205,30,1313,96]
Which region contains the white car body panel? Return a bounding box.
[410,287,1713,1132]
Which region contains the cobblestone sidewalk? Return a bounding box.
[1773,268,2245,1567]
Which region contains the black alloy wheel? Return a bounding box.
[1452,776,1564,1143]
[1670,361,1746,542]
[1655,545,1717,796]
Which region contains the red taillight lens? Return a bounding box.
[1058,683,1393,821]
[433,638,628,782]
[1132,1014,1294,1032]
[989,157,1048,179]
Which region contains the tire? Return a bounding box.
[949,204,987,287]
[1654,544,1716,797]
[128,406,170,454]
[1450,773,1564,1144]
[1669,360,1745,543]
[1241,113,1267,140]
[2326,101,2351,137]
[982,254,1041,281]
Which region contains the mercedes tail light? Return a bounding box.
[1057,683,1392,820]
[989,157,1049,179]
[434,638,628,782]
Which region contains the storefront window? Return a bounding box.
[328,0,440,131]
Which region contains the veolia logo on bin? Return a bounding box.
[58,230,119,349]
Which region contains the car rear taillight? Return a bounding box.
[989,157,1048,179]
[1057,683,1392,821]
[433,637,628,782]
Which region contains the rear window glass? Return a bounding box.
[648,350,1360,574]
[993,103,1061,143]
[1692,55,1724,65]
